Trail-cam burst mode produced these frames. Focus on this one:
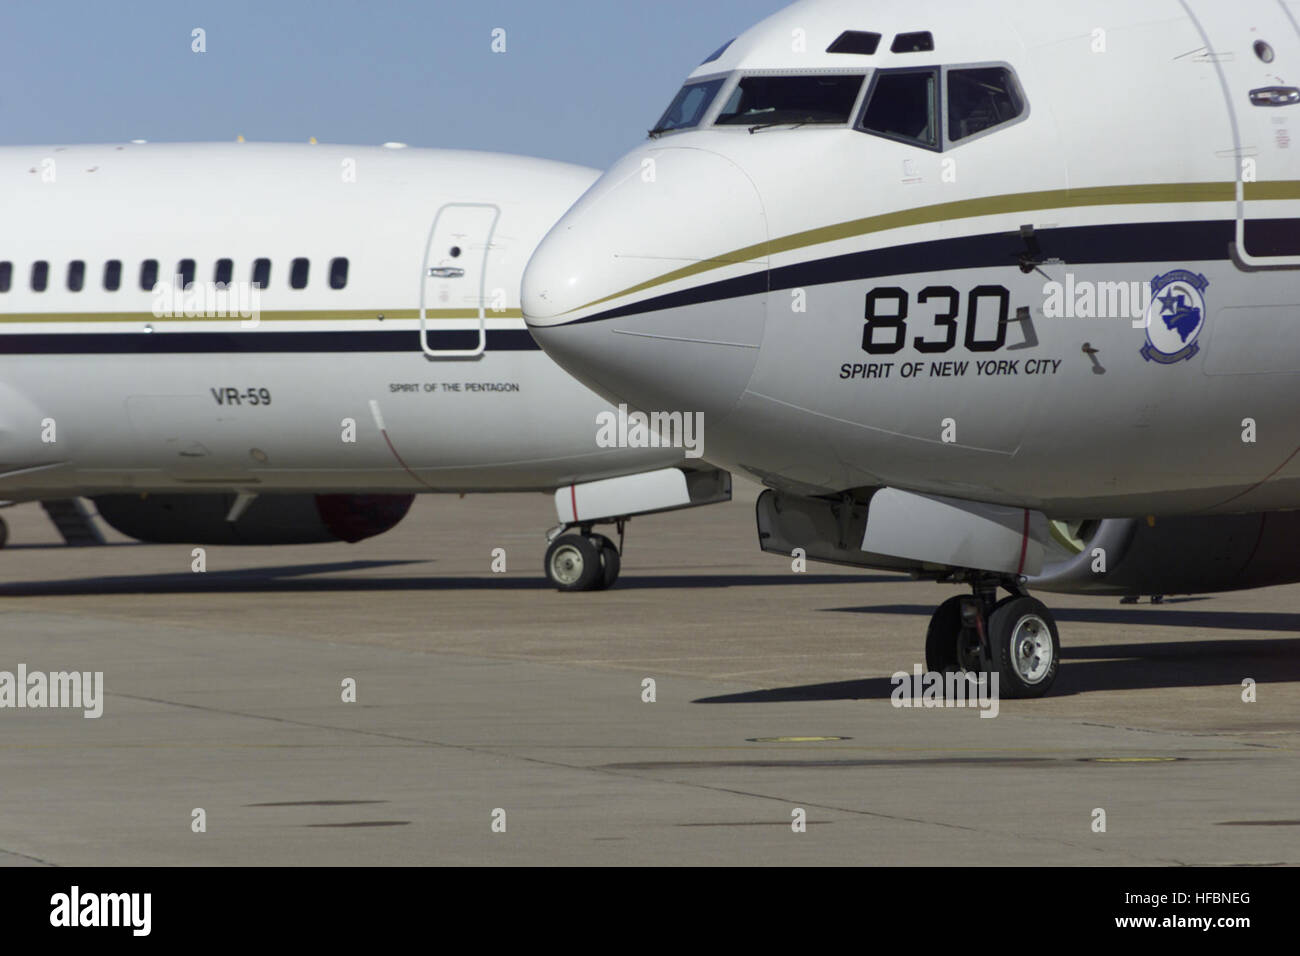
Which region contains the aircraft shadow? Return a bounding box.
[696,635,1300,702]
[826,601,1300,634]
[3,542,142,550]
[0,561,886,597]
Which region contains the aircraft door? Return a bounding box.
[420,202,501,357]
[1186,2,1300,266]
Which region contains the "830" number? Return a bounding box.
[860,285,1011,355]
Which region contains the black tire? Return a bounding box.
[590,534,621,590]
[924,596,967,672]
[0,516,8,549]
[544,533,601,591]
[987,595,1060,698]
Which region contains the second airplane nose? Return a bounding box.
[523,146,768,428]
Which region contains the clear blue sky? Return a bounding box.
[0,0,788,170]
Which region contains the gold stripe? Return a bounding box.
[571,180,1299,314]
[1243,180,1300,201]
[0,308,522,324]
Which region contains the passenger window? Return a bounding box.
[32,261,49,292]
[290,257,309,289]
[329,257,348,290]
[948,67,1024,141]
[252,258,270,289]
[103,259,122,291]
[140,259,159,291]
[715,74,865,127]
[67,260,85,292]
[214,258,233,285]
[178,258,196,288]
[0,261,11,293]
[859,68,938,149]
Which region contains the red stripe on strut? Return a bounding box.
[1016,508,1030,576]
[570,484,578,523]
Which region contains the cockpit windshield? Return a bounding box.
[650,78,725,135]
[714,74,864,128]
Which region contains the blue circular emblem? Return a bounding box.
[1140,269,1209,364]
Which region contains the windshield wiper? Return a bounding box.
[748,121,807,134]
[647,126,672,139]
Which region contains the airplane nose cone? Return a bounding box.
[523,146,768,428]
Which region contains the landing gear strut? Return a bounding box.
[924,577,1060,698]
[544,519,624,591]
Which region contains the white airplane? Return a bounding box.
[523,0,1300,694]
[0,142,730,590]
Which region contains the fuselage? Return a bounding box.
[0,142,685,499]
[523,0,1300,519]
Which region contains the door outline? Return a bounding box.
[1184,0,1300,268]
[419,202,501,358]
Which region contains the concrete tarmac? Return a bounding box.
[0,482,1296,865]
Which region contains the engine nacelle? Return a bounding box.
[92,493,414,545]
[1032,512,1300,596]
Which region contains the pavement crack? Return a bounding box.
[0,845,57,866]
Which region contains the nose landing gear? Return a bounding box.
[544,520,623,591]
[924,578,1061,698]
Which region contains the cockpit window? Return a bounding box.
[859,68,939,149]
[651,77,725,135]
[855,62,1027,150]
[890,31,934,53]
[827,31,882,55]
[700,39,734,65]
[948,66,1024,141]
[714,74,865,128]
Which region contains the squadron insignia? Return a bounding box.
[1140,269,1208,364]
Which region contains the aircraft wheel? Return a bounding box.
[923,596,968,672]
[544,533,602,591]
[0,516,8,549]
[588,533,621,590]
[987,596,1060,698]
[925,595,1010,674]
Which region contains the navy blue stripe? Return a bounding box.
[1244,218,1300,257]
[557,218,1236,326]
[0,328,542,355]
